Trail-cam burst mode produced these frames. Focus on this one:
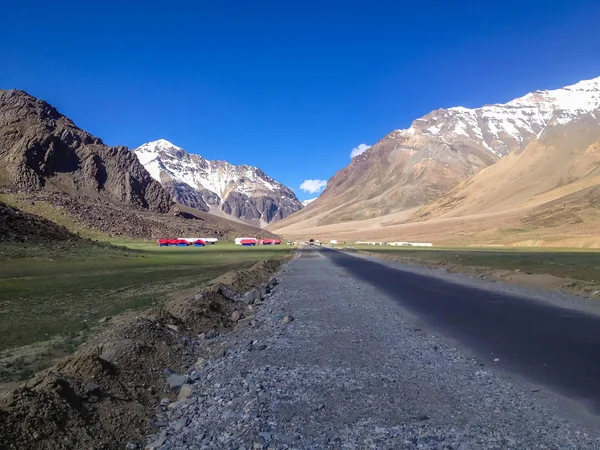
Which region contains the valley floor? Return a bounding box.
[0,242,289,384]
[270,203,600,249]
[152,247,600,449]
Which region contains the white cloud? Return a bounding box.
[350,143,371,158]
[300,179,327,194]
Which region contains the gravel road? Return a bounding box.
[153,248,600,449]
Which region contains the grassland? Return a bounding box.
[0,241,290,382]
[346,245,600,283]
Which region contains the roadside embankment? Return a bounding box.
[349,247,600,299]
[0,256,290,450]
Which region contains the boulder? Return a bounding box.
[259,284,270,298]
[219,284,241,301]
[167,373,188,391]
[177,384,194,401]
[243,288,261,305]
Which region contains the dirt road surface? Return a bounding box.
[155,247,600,449]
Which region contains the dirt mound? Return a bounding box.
[0,257,286,449]
[0,200,82,243]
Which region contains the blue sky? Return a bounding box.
[2,1,600,200]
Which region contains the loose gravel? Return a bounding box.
[150,249,600,449]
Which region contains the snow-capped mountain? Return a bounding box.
[301,198,317,207]
[271,76,600,229]
[392,76,600,158]
[134,139,302,226]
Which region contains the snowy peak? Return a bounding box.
[301,198,317,207]
[505,76,600,112]
[386,76,600,159]
[133,140,302,225]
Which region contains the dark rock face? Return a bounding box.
[221,192,262,221]
[199,189,221,207]
[0,90,171,212]
[164,180,210,212]
[220,191,302,224]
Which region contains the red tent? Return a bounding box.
[240,239,256,246]
[192,239,206,246]
[263,239,273,245]
[274,239,281,245]
[158,239,169,246]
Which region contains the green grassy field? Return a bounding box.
[0,241,290,381]
[343,245,600,282]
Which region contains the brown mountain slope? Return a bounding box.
[410,114,600,222]
[275,127,499,230]
[1,192,277,240]
[0,89,170,212]
[271,114,600,247]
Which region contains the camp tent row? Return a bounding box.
[234,237,281,246]
[157,237,220,247]
[178,237,218,244]
[157,239,207,247]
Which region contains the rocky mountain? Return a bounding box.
[134,139,302,227]
[0,90,171,212]
[271,76,600,239]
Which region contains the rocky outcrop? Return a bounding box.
[0,90,171,212]
[133,139,303,225]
